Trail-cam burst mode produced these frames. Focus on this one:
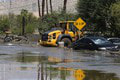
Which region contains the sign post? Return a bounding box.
[74,18,86,39]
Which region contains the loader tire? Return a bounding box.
[61,38,72,47]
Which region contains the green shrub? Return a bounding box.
[11,27,22,35]
[0,16,10,32]
[25,24,35,34]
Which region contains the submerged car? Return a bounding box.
[107,38,120,49]
[72,37,118,51]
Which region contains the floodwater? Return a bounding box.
[0,44,120,80]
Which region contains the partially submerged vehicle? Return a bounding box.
[108,38,120,49]
[72,36,119,51]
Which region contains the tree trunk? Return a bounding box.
[46,0,49,14]
[38,0,41,17]
[42,0,45,17]
[63,0,67,13]
[49,0,53,13]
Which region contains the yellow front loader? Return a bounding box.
[39,21,84,47]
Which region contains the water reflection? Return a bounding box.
[37,65,85,80]
[84,70,119,80]
[0,52,120,80]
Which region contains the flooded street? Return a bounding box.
[0,44,120,80]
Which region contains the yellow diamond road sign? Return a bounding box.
[74,18,86,30]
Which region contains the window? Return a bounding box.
[110,39,120,43]
[91,37,110,44]
[53,33,56,39]
[60,23,67,30]
[69,23,77,32]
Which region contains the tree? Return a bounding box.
[46,0,49,14]
[77,0,118,35]
[50,0,53,13]
[110,1,120,36]
[42,0,45,17]
[0,16,10,32]
[63,0,67,13]
[38,0,41,17]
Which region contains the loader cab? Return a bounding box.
[59,21,78,41]
[59,21,77,35]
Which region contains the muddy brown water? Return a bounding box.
[0,44,120,80]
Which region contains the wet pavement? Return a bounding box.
[0,43,120,80]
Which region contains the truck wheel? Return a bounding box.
[61,38,72,47]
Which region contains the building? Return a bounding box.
[0,0,77,17]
